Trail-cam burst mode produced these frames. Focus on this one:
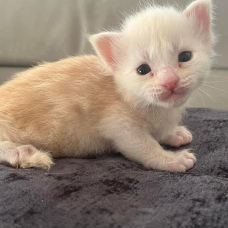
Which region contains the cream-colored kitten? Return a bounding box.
[0,0,214,171]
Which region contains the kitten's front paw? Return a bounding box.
[144,149,196,172]
[164,126,192,147]
[166,150,196,172]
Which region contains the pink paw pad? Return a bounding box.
[0,143,53,169]
[0,145,37,168]
[0,148,20,167]
[16,145,37,165]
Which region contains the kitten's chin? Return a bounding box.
[140,88,191,109]
[159,95,189,108]
[148,93,189,108]
[156,89,192,108]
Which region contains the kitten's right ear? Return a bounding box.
[89,32,121,72]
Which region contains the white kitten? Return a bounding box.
[0,0,214,171]
[90,0,214,171]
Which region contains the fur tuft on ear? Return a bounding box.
[183,0,212,39]
[89,32,121,71]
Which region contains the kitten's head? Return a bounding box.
[90,0,215,108]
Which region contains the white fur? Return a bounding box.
[0,0,214,172]
[90,0,214,171]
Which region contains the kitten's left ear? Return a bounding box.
[183,0,212,39]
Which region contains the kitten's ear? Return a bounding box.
[89,32,121,72]
[183,0,212,38]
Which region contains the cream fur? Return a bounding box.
[0,0,214,171]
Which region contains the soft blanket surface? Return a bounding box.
[0,108,228,228]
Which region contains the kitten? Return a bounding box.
[0,0,214,171]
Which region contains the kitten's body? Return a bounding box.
[0,0,214,171]
[0,56,182,154]
[0,56,113,157]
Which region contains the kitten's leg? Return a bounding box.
[161,126,192,147]
[0,141,53,169]
[105,124,196,172]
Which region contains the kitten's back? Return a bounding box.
[0,55,120,155]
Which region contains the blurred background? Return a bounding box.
[0,0,227,110]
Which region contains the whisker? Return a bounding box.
[196,89,206,111]
[198,88,217,103]
[199,87,228,108]
[201,84,228,94]
[208,75,228,79]
[204,81,228,83]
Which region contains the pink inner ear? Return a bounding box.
[96,36,115,68]
[185,2,210,35]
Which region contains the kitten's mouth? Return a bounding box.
[159,88,188,102]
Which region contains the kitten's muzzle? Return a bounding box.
[160,77,179,92]
[158,87,187,102]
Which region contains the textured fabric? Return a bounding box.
[0,0,227,67]
[0,108,228,228]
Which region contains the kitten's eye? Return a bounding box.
[137,64,151,75]
[178,51,192,62]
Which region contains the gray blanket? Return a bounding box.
[1,108,228,228]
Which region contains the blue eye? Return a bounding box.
[137,64,151,75]
[178,51,192,62]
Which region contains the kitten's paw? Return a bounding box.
[144,149,196,172]
[164,126,192,147]
[0,143,53,170]
[17,145,54,170]
[165,150,196,172]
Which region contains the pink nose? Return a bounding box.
[161,78,179,91]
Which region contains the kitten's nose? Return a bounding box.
[161,78,179,91]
